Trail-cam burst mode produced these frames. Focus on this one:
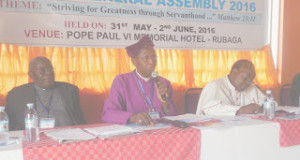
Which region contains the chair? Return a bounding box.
[79,89,104,124]
[280,84,292,106]
[184,88,202,114]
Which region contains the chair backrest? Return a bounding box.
[280,84,292,106]
[79,89,104,124]
[184,88,203,114]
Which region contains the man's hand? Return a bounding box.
[155,80,171,114]
[155,80,169,103]
[128,112,153,125]
[236,103,263,115]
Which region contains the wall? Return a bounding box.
[281,0,300,84]
[269,0,300,104]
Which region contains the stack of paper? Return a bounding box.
[164,114,213,122]
[44,128,97,143]
[84,125,135,139]
[277,106,300,113]
[277,114,300,120]
[126,123,170,132]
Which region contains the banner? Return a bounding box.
[0,0,269,50]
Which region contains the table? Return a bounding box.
[200,118,281,160]
[0,141,23,160]
[267,117,300,146]
[0,130,24,160]
[23,124,201,160]
[1,114,300,160]
[199,116,300,160]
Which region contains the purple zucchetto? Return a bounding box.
[125,36,154,58]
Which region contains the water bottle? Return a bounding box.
[0,106,9,145]
[25,103,40,142]
[264,90,275,119]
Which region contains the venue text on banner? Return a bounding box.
[0,0,269,50]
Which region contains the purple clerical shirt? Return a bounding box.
[102,70,177,124]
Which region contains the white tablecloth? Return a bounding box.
[2,115,300,160]
[0,131,23,160]
[0,141,23,160]
[199,117,300,160]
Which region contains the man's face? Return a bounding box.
[132,47,157,78]
[29,59,55,89]
[231,66,255,92]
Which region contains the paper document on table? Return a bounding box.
[277,106,300,113]
[44,128,97,143]
[84,125,136,139]
[216,116,251,122]
[127,123,170,132]
[276,114,300,120]
[191,116,254,130]
[164,114,213,122]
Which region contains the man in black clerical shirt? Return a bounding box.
[5,56,86,131]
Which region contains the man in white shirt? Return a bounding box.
[196,59,265,116]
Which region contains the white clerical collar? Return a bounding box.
[225,75,237,92]
[34,84,49,91]
[135,70,151,82]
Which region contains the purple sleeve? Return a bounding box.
[102,76,133,124]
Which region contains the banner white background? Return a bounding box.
[0,0,269,50]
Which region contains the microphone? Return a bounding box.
[151,71,167,101]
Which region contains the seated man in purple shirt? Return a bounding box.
[102,36,177,125]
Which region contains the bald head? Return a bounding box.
[29,56,55,89]
[229,59,256,92]
[230,59,255,75]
